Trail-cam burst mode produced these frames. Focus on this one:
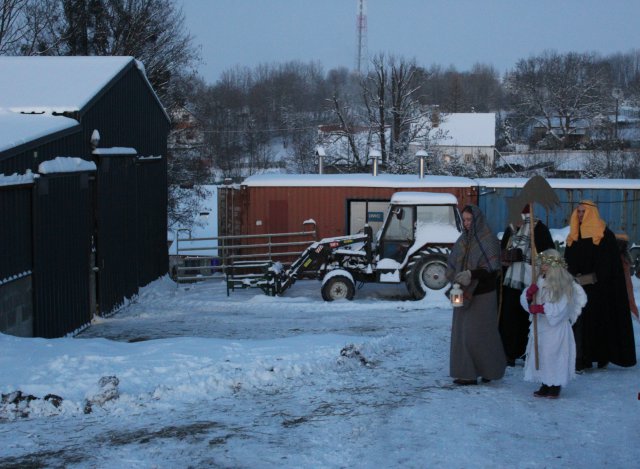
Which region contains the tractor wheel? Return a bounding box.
[321,275,355,301]
[405,253,448,300]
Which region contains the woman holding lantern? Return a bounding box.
[446,205,506,385]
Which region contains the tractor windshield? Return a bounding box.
[379,206,415,262]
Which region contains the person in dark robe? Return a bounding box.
[499,204,555,366]
[446,205,506,385]
[564,200,637,372]
[615,234,640,322]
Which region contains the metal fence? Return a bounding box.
[171,225,317,283]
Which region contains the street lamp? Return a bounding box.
[612,88,623,141]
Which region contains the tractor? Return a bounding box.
[269,191,462,300]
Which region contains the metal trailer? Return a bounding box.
[477,177,640,271]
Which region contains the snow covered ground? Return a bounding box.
[1,276,639,468]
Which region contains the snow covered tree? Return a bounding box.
[505,51,611,149]
[360,54,436,174]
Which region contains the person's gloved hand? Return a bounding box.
[454,270,472,286]
[529,304,545,314]
[526,283,539,301]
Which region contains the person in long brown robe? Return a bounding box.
[446,205,506,385]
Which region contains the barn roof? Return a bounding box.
[0,110,80,154]
[0,56,142,114]
[242,173,476,188]
[0,56,168,155]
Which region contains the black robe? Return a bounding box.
[564,227,637,368]
[499,221,555,361]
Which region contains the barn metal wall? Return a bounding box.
[81,66,170,157]
[136,158,168,285]
[238,185,478,240]
[32,172,92,338]
[0,182,34,337]
[478,183,640,242]
[0,183,33,279]
[0,130,83,176]
[95,155,139,315]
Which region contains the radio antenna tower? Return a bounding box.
[355,0,368,74]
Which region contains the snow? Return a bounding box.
[390,191,458,205]
[243,173,476,188]
[0,110,79,153]
[0,56,134,114]
[0,170,35,187]
[432,113,496,147]
[1,275,638,468]
[38,157,96,174]
[168,185,218,256]
[92,147,137,156]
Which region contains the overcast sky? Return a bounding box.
[179,0,640,84]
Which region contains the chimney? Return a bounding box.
[416,150,429,179]
[369,149,381,176]
[315,145,326,174]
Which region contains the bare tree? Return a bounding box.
[505,50,611,149]
[360,54,436,173]
[0,0,29,54]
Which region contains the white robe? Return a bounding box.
[519,277,587,386]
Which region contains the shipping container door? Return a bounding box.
[268,200,288,233]
[348,200,389,235]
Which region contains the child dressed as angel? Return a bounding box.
[520,249,587,399]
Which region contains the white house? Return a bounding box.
[411,112,496,167]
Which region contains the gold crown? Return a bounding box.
[537,253,567,269]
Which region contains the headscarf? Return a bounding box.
[447,205,501,279]
[566,200,606,247]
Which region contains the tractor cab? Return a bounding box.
[377,192,462,267]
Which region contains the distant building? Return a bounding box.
[411,112,496,167]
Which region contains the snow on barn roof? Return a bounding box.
[0,56,168,155]
[0,110,79,153]
[38,156,97,174]
[0,56,135,114]
[390,191,458,205]
[434,113,495,147]
[242,173,476,188]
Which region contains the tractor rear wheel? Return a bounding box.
[405,253,448,300]
[321,275,355,301]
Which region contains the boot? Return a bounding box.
[546,385,561,399]
[533,384,549,397]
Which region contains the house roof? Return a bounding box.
[433,113,495,147]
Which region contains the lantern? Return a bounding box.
[450,283,464,307]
